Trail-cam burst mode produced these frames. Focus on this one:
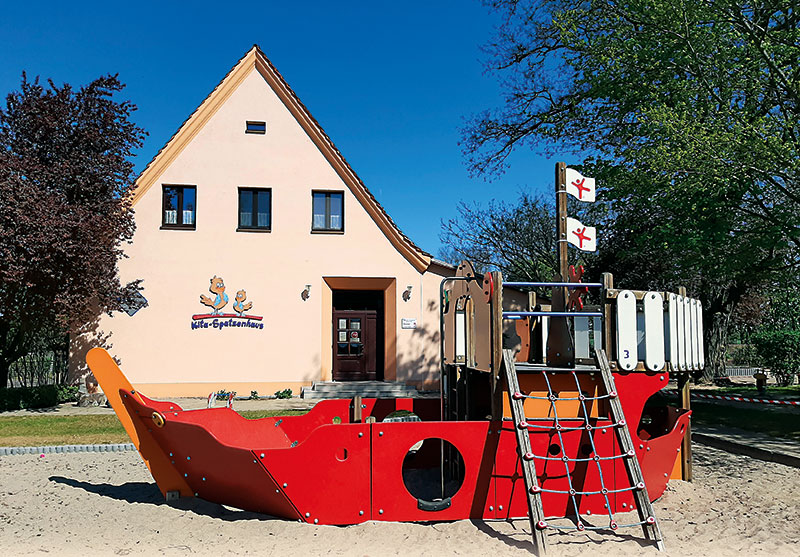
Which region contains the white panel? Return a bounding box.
[593,317,603,353]
[616,290,638,371]
[455,311,466,362]
[697,300,705,368]
[643,292,665,371]
[684,297,695,370]
[575,317,590,359]
[666,294,678,365]
[541,316,549,362]
[676,295,687,371]
[691,299,701,371]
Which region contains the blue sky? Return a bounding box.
[0,1,558,256]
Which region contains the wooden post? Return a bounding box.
[547,162,574,367]
[490,271,504,420]
[556,162,568,281]
[602,272,614,361]
[676,286,692,481]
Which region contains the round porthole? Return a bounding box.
[401,438,465,505]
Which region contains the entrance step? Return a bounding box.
[301,381,430,400]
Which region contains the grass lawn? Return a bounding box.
[0,409,308,447]
[686,400,800,442]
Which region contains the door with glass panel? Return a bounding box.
[332,310,377,381]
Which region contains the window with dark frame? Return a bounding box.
[246,121,266,134]
[162,185,196,229]
[238,188,272,231]
[312,191,344,232]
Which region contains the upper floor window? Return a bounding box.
[238,187,271,231]
[312,191,344,232]
[162,185,196,229]
[245,121,266,134]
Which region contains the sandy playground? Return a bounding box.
[0,442,797,556]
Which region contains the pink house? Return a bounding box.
[70,45,452,397]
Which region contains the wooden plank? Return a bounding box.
[684,297,695,371]
[643,292,665,371]
[615,290,638,371]
[676,295,687,372]
[697,300,705,369]
[666,294,679,365]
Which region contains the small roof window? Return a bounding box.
[246,121,266,134]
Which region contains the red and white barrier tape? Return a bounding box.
[666,390,800,407]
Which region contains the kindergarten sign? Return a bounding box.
[191,275,264,330]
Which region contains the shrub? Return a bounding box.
[751,329,800,386]
[274,388,292,399]
[215,389,236,398]
[0,384,79,412]
[249,390,260,400]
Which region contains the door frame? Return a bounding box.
[322,277,396,382]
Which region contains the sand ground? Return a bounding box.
[0,443,797,556]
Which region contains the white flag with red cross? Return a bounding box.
[565,168,596,202]
[566,217,597,251]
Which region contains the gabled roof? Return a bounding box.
[133,45,432,273]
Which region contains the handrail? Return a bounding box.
[504,281,603,288]
[503,311,603,319]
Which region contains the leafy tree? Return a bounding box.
[0,74,145,387]
[464,0,800,381]
[439,193,600,283]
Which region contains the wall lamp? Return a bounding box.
[301,284,312,301]
[402,285,413,302]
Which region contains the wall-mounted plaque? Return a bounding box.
[401,318,417,330]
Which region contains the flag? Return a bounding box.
[566,217,597,251]
[565,168,596,202]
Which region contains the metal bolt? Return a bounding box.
[275,489,279,494]
[647,447,651,451]
[659,376,665,381]
[622,503,627,508]
[172,461,175,464]
[260,453,265,458]
[184,473,188,477]
[305,512,310,518]
[499,505,503,511]
[283,483,288,488]
[314,519,319,524]
[639,444,644,449]
[587,510,592,515]
[253,459,257,463]
[187,456,191,460]
[379,431,383,437]
[359,510,364,516]
[169,453,173,457]
[358,433,363,438]
[379,509,384,515]
[202,477,206,481]
[664,473,668,477]
[489,506,494,511]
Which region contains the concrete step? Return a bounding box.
[301,380,425,399]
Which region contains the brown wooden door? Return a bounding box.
[333,310,377,381]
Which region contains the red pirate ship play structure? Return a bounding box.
[87,163,703,554]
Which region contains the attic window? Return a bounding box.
[246,121,266,134]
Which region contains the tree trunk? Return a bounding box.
[703,309,731,383]
[0,358,9,389]
[700,284,744,383]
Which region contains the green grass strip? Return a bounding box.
[0,409,308,447]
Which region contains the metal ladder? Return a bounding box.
[501,348,665,554]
